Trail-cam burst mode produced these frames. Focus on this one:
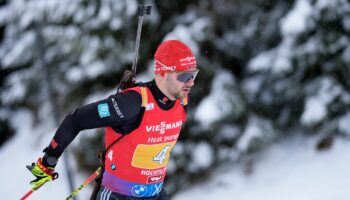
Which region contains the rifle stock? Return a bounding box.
[117,70,136,93]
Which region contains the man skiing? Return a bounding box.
[27,39,199,200]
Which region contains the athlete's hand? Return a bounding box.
[26,158,59,189]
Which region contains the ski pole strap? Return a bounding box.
[66,167,102,200]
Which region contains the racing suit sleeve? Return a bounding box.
[43,91,142,161]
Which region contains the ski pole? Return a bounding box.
[21,189,35,200]
[65,167,102,200]
[20,182,47,200]
[20,188,35,200]
[21,169,59,200]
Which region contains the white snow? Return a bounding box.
[300,97,327,126]
[247,38,294,75]
[162,16,212,55]
[247,51,274,72]
[280,0,312,36]
[0,110,92,200]
[338,112,350,136]
[248,0,314,75]
[2,108,350,200]
[315,0,344,10]
[194,71,238,128]
[1,0,350,200]
[301,77,343,126]
[98,4,112,23]
[1,72,26,104]
[343,16,350,31]
[189,142,214,171]
[237,116,275,153]
[1,31,35,67]
[66,66,84,82]
[342,45,350,63]
[80,36,101,66]
[174,135,350,200]
[85,60,107,79]
[189,17,212,42]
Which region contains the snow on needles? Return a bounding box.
[280,0,312,36]
[189,142,214,171]
[237,116,275,153]
[338,112,350,136]
[248,0,312,75]
[301,76,343,126]
[194,71,238,128]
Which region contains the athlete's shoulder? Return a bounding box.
[106,90,142,120]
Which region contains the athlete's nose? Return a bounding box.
[185,77,195,87]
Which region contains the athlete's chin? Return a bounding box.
[176,92,188,99]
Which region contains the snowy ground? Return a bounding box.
[174,135,350,200]
[0,110,92,200]
[2,110,350,200]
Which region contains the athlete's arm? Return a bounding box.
[42,91,142,164]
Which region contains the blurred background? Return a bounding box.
[1,0,350,199]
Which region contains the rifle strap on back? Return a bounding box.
[140,86,148,107]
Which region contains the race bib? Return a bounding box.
[132,142,176,169]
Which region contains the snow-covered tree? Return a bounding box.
[246,0,350,136]
[0,0,154,144]
[1,0,350,197]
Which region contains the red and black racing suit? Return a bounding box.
[42,80,188,200]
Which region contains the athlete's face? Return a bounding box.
[164,69,197,100]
